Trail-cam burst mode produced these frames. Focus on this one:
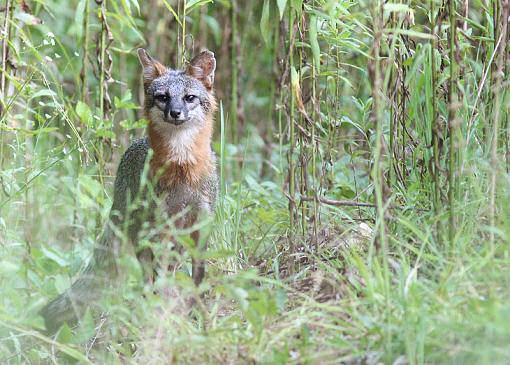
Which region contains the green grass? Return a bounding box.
[1,145,509,364]
[1,0,510,364]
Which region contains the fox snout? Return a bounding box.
[169,109,183,120]
[164,103,189,125]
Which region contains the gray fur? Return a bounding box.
[146,72,213,126]
[39,50,218,333]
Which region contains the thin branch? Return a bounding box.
[300,196,375,208]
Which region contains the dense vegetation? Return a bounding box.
[1,0,509,363]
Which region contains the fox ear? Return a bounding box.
[186,50,216,90]
[137,48,167,88]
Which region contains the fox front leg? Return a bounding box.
[136,247,155,285]
[191,230,206,286]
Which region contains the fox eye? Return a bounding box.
[155,94,169,102]
[184,94,197,103]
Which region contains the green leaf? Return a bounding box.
[204,15,221,45]
[291,0,303,15]
[75,0,86,39]
[277,0,287,20]
[72,310,96,344]
[130,0,141,14]
[79,175,102,199]
[31,89,57,98]
[260,0,271,46]
[40,246,69,267]
[95,129,116,139]
[275,288,287,312]
[114,90,138,110]
[54,275,72,294]
[14,12,42,26]
[0,260,19,274]
[161,0,182,26]
[121,0,134,20]
[384,4,411,12]
[245,175,267,196]
[309,15,320,73]
[78,175,104,208]
[185,0,213,12]
[75,101,92,126]
[120,118,148,131]
[56,323,73,344]
[31,127,59,135]
[383,28,433,40]
[290,66,299,88]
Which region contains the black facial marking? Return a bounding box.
[164,100,171,119]
[155,94,169,103]
[200,98,211,113]
[184,94,196,103]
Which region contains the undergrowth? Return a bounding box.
[1,0,510,364]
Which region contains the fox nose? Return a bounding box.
[169,110,182,119]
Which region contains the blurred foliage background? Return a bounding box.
[1,0,510,364]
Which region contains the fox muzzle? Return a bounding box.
[163,100,189,124]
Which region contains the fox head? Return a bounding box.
[137,48,216,129]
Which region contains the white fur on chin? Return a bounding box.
[149,109,200,165]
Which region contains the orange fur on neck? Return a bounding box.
[148,114,214,188]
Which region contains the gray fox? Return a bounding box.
[39,49,218,333]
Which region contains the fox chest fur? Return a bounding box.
[112,135,217,235]
[149,120,218,226]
